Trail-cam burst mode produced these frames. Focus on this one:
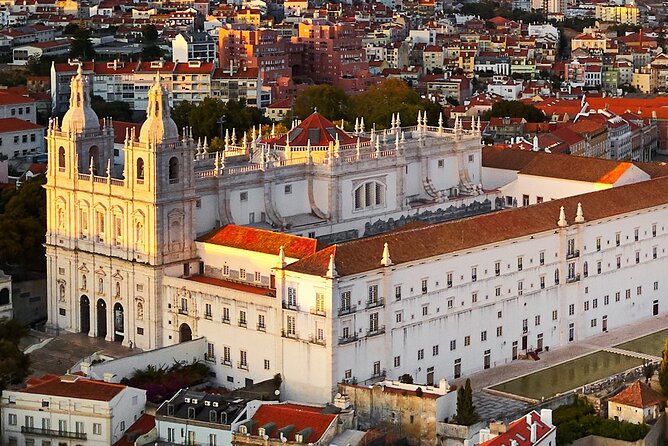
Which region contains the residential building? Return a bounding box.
[339,380,456,445]
[232,402,345,445]
[0,269,11,321]
[487,79,523,101]
[0,118,44,159]
[571,34,607,56]
[12,40,69,65]
[608,381,666,424]
[0,374,146,446]
[0,92,35,123]
[479,410,556,446]
[631,67,657,94]
[211,66,267,108]
[154,389,246,444]
[172,31,217,63]
[595,4,639,25]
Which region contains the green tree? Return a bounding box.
[453,379,479,425]
[69,27,95,60]
[659,339,668,396]
[142,24,159,44]
[293,84,350,120]
[141,45,163,61]
[643,360,656,383]
[91,96,133,122]
[0,175,47,271]
[482,100,546,122]
[0,319,30,390]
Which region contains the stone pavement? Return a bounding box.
[453,312,668,420]
[23,331,142,378]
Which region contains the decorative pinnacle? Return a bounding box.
[381,242,392,267]
[575,202,585,223]
[557,206,567,227]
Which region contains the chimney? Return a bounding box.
[540,409,553,426]
[525,414,532,424]
[530,422,537,443]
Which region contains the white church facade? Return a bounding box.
[45,69,668,404]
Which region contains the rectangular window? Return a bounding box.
[540,275,545,289]
[394,356,401,367]
[240,268,246,280]
[368,284,379,303]
[340,291,351,311]
[258,314,265,330]
[591,318,597,327]
[654,247,658,259]
[634,228,639,241]
[597,261,602,274]
[584,301,589,311]
[472,292,478,303]
[447,298,453,309]
[616,292,621,302]
[569,304,575,315]
[395,285,402,301]
[93,423,101,435]
[8,413,16,425]
[240,191,248,201]
[637,286,642,296]
[552,310,558,320]
[286,315,295,335]
[447,272,453,287]
[205,303,212,318]
[652,224,657,237]
[481,331,487,341]
[495,286,501,297]
[223,346,231,364]
[655,281,659,291]
[254,271,261,282]
[284,184,292,194]
[287,287,297,307]
[471,267,477,282]
[422,305,428,316]
[539,251,545,265]
[517,257,523,271]
[418,349,424,360]
[396,312,402,323]
[496,326,503,337]
[495,261,501,276]
[450,340,456,350]
[433,345,439,356]
[369,312,379,332]
[240,350,247,367]
[264,359,270,370]
[636,251,640,264]
[604,295,609,305]
[626,289,631,299]
[239,310,247,326]
[223,265,229,275]
[616,256,621,269]
[464,335,471,346]
[315,293,325,313]
[522,194,529,206]
[222,307,230,323]
[421,279,428,294]
[592,298,598,309]
[616,233,620,246]
[596,237,601,251]
[535,315,541,326]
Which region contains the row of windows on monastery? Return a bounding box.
[341,281,663,383]
[205,343,272,378]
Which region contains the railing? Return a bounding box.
[222,317,230,324]
[566,249,580,259]
[366,297,384,309]
[309,307,326,316]
[178,308,188,315]
[281,329,299,339]
[237,361,248,370]
[566,274,581,283]
[257,323,266,332]
[339,333,358,345]
[282,301,299,311]
[221,358,232,366]
[238,320,247,328]
[338,305,357,316]
[205,354,216,363]
[366,325,386,337]
[309,335,326,346]
[21,426,87,440]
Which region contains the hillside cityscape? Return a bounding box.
[1,0,668,444]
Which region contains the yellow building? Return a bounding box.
[595,4,639,25]
[571,33,607,55]
[631,66,657,93]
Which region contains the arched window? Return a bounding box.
[98,277,104,295]
[137,301,144,320]
[59,283,65,301]
[58,147,65,170]
[81,274,87,291]
[0,288,10,305]
[136,158,144,181]
[89,146,99,175]
[168,157,179,184]
[135,220,144,249]
[353,181,386,211]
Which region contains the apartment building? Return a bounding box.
[1,374,146,446]
[172,31,217,63]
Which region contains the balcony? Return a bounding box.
[205,354,216,363]
[366,325,386,338]
[309,335,326,346]
[257,323,266,332]
[566,274,581,283]
[338,305,357,316]
[21,427,87,441]
[237,361,248,370]
[366,297,384,309]
[566,249,580,259]
[178,308,188,315]
[238,320,247,328]
[222,317,230,324]
[221,358,232,367]
[282,301,299,311]
[281,329,299,339]
[310,307,326,317]
[338,333,358,345]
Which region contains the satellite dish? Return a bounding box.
[274,389,281,396]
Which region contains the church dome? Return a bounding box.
[60,65,100,134]
[139,75,179,145]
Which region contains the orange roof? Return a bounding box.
[0,91,34,105]
[480,412,553,446]
[198,224,319,259]
[112,414,155,446]
[249,404,336,443]
[518,155,633,184]
[286,175,668,277]
[608,381,666,409]
[0,118,43,132]
[20,374,128,402]
[265,112,360,147]
[187,275,276,297]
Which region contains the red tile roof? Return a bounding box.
[518,155,633,184]
[187,275,276,297]
[286,174,668,277]
[21,374,128,402]
[266,112,360,147]
[250,403,336,443]
[112,414,155,446]
[198,224,319,259]
[0,118,43,132]
[0,91,34,105]
[608,381,666,409]
[480,411,553,446]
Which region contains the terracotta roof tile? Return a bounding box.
[518,154,634,184]
[480,412,553,446]
[198,224,319,259]
[287,175,668,277]
[21,374,128,402]
[0,118,43,132]
[187,275,276,297]
[608,381,666,409]
[250,404,336,443]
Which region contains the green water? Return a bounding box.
[491,351,644,401]
[615,329,668,357]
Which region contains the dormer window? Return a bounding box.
[187,407,195,419]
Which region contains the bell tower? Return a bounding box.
[45,70,198,350]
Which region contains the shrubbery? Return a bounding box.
[122,361,211,403]
[554,399,650,445]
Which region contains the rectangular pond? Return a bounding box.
[615,329,668,357]
[489,351,644,401]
